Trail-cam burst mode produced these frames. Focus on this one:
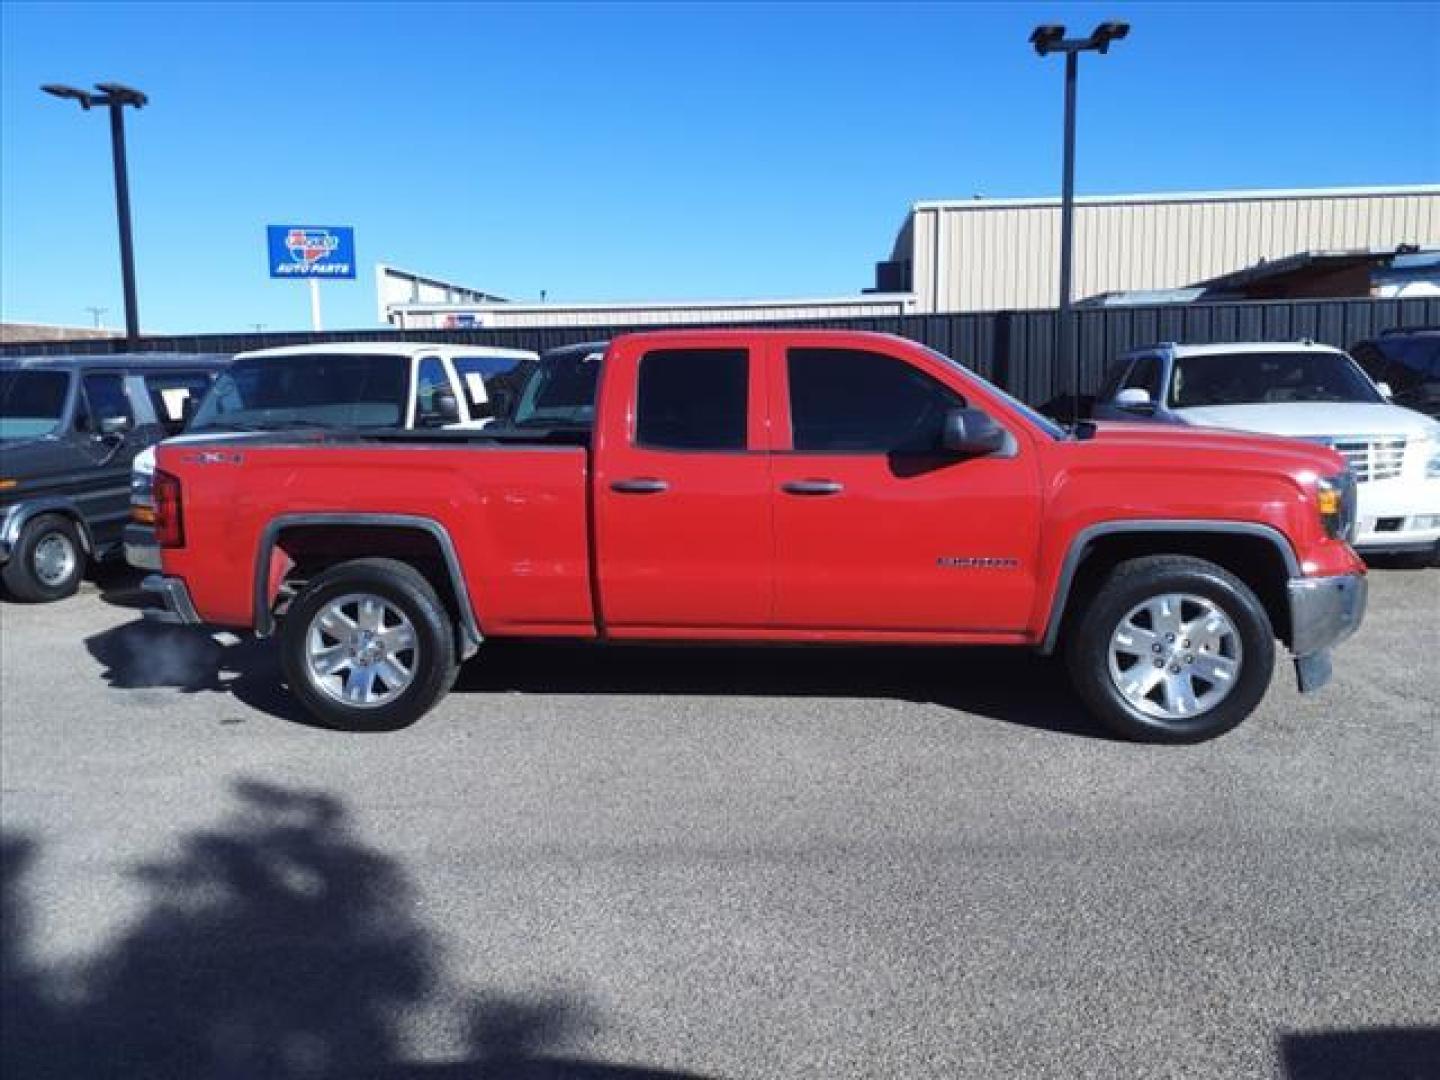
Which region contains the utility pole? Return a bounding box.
[42,82,148,345]
[1028,23,1129,422]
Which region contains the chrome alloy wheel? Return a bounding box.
[32,532,78,587]
[1107,593,1243,721]
[304,592,419,708]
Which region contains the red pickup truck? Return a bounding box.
[146,330,1368,742]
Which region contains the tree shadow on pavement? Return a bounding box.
[0,782,716,1080]
[1278,1027,1440,1079]
[84,617,1104,739]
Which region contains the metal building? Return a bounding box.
[384,293,915,330]
[880,184,1440,313]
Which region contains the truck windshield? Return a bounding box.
[189,353,410,431]
[1171,352,1383,408]
[0,370,70,439]
[510,350,604,427]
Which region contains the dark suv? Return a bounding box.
[1349,328,1440,418]
[0,353,228,601]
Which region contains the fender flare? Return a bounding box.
[1038,519,1301,655]
[1,497,97,558]
[253,513,483,657]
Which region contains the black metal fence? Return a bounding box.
[6,296,1437,409]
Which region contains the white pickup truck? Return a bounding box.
[1093,340,1440,562]
[125,343,537,570]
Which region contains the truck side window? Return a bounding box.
[414,357,454,427]
[636,348,748,451]
[1122,356,1164,401]
[144,372,212,434]
[788,347,962,454]
[79,374,133,432]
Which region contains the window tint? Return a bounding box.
[189,353,410,431]
[0,371,70,439]
[788,347,962,454]
[1170,351,1382,408]
[453,355,535,421]
[414,357,456,427]
[145,372,213,433]
[1121,356,1164,400]
[636,348,748,451]
[80,374,133,431]
[1098,360,1130,401]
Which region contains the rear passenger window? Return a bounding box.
[636,349,748,451]
[788,347,962,454]
[144,372,212,434]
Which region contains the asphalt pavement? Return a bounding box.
[1,564,1436,1079]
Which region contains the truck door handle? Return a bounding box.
[610,477,670,494]
[781,479,844,496]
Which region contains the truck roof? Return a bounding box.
[0,352,231,371]
[1129,341,1348,359]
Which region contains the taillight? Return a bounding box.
[154,469,185,547]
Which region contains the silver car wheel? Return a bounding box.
[304,592,419,709]
[33,532,78,587]
[1107,592,1242,721]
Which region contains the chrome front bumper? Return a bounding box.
[141,574,203,625]
[1287,572,1368,693]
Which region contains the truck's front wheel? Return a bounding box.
[1064,555,1275,743]
[281,558,459,730]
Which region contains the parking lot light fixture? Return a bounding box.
[41,81,149,345]
[1028,22,1130,424]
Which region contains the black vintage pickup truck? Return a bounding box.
[0,353,228,601]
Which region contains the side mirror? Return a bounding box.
[941,407,1008,456]
[1376,381,1394,400]
[434,389,461,425]
[1114,387,1154,412]
[99,415,132,437]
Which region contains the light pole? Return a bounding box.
[1029,22,1129,423]
[41,82,148,345]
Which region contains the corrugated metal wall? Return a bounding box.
[908,188,1440,312]
[6,296,1437,411]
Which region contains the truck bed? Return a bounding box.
[158,435,596,637]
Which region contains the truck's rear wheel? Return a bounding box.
[1064,555,1274,743]
[280,558,459,730]
[2,514,85,602]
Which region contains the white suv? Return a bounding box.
[1093,340,1440,561]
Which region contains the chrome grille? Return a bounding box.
[1322,436,1406,483]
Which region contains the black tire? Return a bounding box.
[1063,555,1275,743]
[280,558,460,731]
[1,514,86,602]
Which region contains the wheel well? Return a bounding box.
[269,525,471,643]
[1057,532,1293,648]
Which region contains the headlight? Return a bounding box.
[1317,472,1356,542]
[1426,446,1440,480]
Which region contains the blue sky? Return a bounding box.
[2,1,1437,333]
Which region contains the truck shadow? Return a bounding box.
[84,620,1104,738]
[456,641,1104,738]
[2,783,717,1080]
